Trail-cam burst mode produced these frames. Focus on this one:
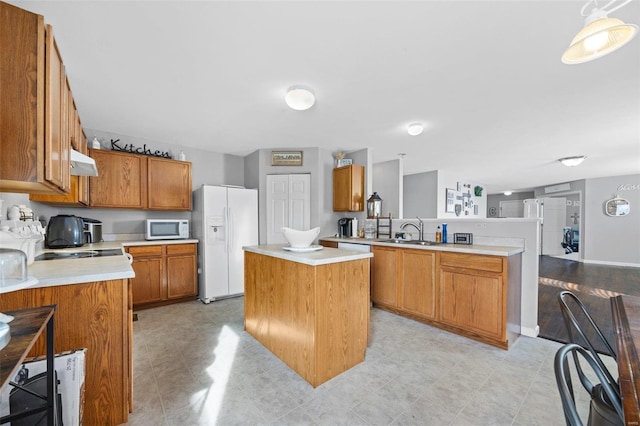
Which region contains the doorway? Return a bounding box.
[546,191,582,261]
[265,174,311,244]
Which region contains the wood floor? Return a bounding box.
[537,255,640,352]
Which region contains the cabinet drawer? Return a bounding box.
[439,252,503,273]
[167,243,196,256]
[127,245,163,257]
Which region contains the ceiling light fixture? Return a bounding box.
[407,123,424,136]
[503,191,513,196]
[285,85,315,110]
[562,0,638,64]
[559,156,587,167]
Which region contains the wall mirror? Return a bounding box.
[604,196,630,217]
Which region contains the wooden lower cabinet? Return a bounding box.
[371,246,398,308]
[370,246,521,349]
[127,243,197,309]
[0,279,131,425]
[399,249,437,320]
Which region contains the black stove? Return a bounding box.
[35,249,124,261]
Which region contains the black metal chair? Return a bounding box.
[557,291,622,424]
[555,343,623,426]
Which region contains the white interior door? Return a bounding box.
[288,174,311,230]
[266,174,311,244]
[541,197,567,256]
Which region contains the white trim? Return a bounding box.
[521,325,540,338]
[582,259,640,268]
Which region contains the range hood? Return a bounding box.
[70,149,98,176]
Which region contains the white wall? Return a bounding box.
[436,170,487,219]
[372,159,402,219]
[403,171,438,219]
[584,174,640,266]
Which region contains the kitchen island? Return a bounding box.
[243,244,372,387]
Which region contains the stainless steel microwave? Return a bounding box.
[145,219,189,240]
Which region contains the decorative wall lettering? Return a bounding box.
[110,139,172,159]
[617,184,640,191]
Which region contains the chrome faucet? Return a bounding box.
[400,217,424,241]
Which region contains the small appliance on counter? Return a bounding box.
[45,215,85,248]
[453,233,473,245]
[338,217,354,238]
[145,219,189,240]
[82,217,103,244]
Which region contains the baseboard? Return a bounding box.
[521,325,539,338]
[582,259,640,268]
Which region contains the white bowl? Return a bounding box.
[282,227,320,248]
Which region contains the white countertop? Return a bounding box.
[2,239,199,293]
[243,244,373,266]
[320,237,524,256]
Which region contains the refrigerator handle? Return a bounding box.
[224,207,229,253]
[228,207,233,251]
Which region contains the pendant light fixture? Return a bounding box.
[558,156,587,167]
[562,0,638,64]
[285,85,315,110]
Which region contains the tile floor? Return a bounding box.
[125,297,613,425]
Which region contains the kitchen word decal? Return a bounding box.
[110,139,172,159]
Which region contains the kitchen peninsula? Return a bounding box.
[0,243,137,425]
[321,237,524,349]
[243,244,372,387]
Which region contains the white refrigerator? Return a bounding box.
[523,197,566,256]
[192,185,258,303]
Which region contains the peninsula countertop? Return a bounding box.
[319,236,524,257]
[13,239,199,291]
[243,244,373,266]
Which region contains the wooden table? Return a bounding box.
[0,305,56,425]
[611,295,640,425]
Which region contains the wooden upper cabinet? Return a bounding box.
[89,149,147,209]
[30,84,89,206]
[0,4,70,194]
[333,164,364,212]
[147,157,192,210]
[44,25,70,193]
[88,149,192,210]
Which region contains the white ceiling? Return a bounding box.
[9,0,640,194]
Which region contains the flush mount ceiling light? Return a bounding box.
[559,156,587,167]
[285,85,315,110]
[562,0,638,64]
[503,191,513,196]
[407,123,424,136]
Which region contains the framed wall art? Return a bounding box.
[446,188,456,213]
[271,151,303,166]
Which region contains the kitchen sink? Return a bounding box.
[383,239,440,246]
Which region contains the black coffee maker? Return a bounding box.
[338,218,353,238]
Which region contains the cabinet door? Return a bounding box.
[130,255,164,305]
[44,26,70,193]
[166,244,197,299]
[89,149,147,208]
[371,246,397,307]
[440,269,504,339]
[147,157,192,210]
[333,165,364,212]
[400,249,436,320]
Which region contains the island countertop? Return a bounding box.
[243,244,373,266]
